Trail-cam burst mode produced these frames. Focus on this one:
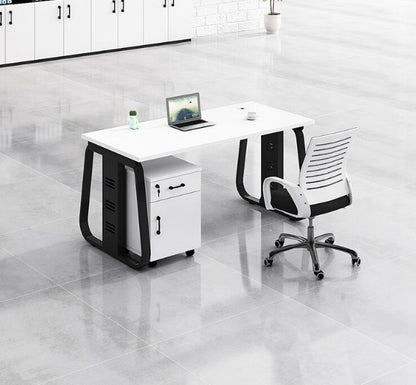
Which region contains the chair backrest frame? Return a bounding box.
[299,128,357,205]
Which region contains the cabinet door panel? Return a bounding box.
[91,0,117,51]
[168,0,191,41]
[118,0,143,48]
[5,4,35,64]
[149,192,201,260]
[143,0,167,45]
[64,0,91,55]
[35,0,64,60]
[0,9,5,64]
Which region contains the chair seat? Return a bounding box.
[270,187,351,218]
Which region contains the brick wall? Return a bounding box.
[192,0,267,36]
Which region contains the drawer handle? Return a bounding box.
[169,183,185,190]
[155,184,160,197]
[156,216,161,235]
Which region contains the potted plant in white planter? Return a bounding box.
[263,0,282,34]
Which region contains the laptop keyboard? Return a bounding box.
[175,119,206,128]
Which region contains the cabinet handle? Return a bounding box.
[0,12,3,27]
[121,0,125,12]
[163,0,166,7]
[171,0,174,6]
[67,4,71,18]
[112,0,116,13]
[156,216,161,235]
[169,183,185,190]
[155,184,160,197]
[58,5,62,19]
[8,10,12,25]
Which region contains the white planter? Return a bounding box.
[264,14,281,34]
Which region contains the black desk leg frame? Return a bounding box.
[236,127,306,207]
[79,142,151,269]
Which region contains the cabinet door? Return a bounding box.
[34,0,64,60]
[118,0,143,48]
[0,9,5,64]
[149,192,201,260]
[143,0,168,45]
[91,0,118,51]
[168,0,191,41]
[5,4,35,64]
[64,0,91,55]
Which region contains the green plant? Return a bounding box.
[263,0,282,15]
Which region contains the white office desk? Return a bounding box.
[80,102,314,269]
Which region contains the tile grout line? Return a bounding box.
[36,347,147,385]
[360,362,415,385]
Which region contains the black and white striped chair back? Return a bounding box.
[299,128,356,205]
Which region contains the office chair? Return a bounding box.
[263,128,360,280]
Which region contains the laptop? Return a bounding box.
[166,93,215,131]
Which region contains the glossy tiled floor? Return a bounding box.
[1,0,416,383]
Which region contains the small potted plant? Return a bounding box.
[263,0,283,34]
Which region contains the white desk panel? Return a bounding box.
[82,102,314,162]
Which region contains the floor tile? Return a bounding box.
[44,347,205,385]
[0,287,145,385]
[0,176,99,235]
[156,298,410,385]
[294,255,416,359]
[0,253,54,302]
[364,363,416,385]
[63,255,285,344]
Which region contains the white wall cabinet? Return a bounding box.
[126,157,201,263]
[1,0,189,66]
[35,0,63,60]
[118,0,143,49]
[63,0,91,56]
[168,0,191,41]
[4,3,35,64]
[143,0,167,45]
[91,0,118,51]
[0,9,5,64]
[92,0,143,52]
[144,0,191,45]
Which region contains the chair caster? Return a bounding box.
[314,270,325,280]
[275,239,284,248]
[325,237,335,244]
[264,258,273,267]
[352,257,361,266]
[186,250,195,257]
[148,261,157,268]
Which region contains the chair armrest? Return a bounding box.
[263,177,310,218]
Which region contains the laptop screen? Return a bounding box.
[166,93,201,125]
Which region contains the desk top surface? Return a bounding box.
[82,102,314,162]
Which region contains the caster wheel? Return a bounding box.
[325,237,335,244]
[275,239,284,248]
[148,261,157,268]
[314,270,325,280]
[352,257,361,266]
[186,250,195,257]
[264,258,273,267]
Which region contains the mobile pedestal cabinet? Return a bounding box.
[125,156,201,266]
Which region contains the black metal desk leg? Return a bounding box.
[133,163,151,264]
[293,126,306,169]
[236,139,260,205]
[236,132,284,207]
[79,145,102,249]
